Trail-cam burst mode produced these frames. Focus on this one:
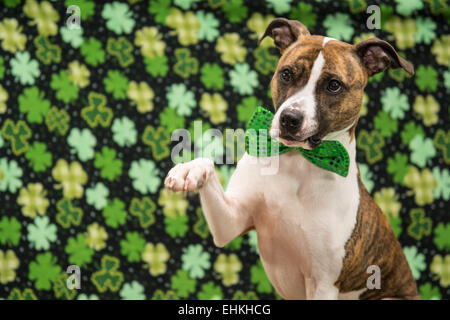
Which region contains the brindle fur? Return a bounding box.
[335,171,420,299]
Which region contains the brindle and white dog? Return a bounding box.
[165,18,419,300]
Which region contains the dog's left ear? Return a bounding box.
[354,38,414,76]
[259,18,310,53]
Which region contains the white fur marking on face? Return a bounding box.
[271,43,327,141]
[322,37,336,47]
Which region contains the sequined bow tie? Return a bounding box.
[245,106,350,177]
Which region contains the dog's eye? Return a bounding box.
[280,69,292,83]
[327,79,342,93]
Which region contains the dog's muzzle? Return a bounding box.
[280,108,303,136]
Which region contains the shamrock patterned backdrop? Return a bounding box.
[0,0,449,300]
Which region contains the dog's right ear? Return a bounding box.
[259,18,310,53]
[354,38,414,76]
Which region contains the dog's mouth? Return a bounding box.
[278,133,322,149]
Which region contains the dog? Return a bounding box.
[164,18,419,300]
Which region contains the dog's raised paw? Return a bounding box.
[164,158,214,192]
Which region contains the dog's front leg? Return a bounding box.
[164,158,255,247]
[306,278,339,300]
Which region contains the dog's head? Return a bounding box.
[260,18,414,149]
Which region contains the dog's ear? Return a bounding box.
[354,38,414,76]
[259,18,310,53]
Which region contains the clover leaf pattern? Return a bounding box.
[0,0,448,300]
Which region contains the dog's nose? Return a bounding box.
[280,109,303,134]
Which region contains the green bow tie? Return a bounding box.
[245,106,350,177]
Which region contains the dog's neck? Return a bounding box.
[323,121,358,175]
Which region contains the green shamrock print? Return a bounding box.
[182,244,211,279]
[65,234,94,267]
[120,232,146,262]
[407,209,433,241]
[357,130,385,164]
[25,142,53,172]
[29,253,62,291]
[81,37,105,66]
[103,198,128,228]
[0,216,22,246]
[94,147,123,181]
[55,198,83,228]
[91,255,124,293]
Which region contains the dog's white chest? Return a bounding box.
[229,149,360,299]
